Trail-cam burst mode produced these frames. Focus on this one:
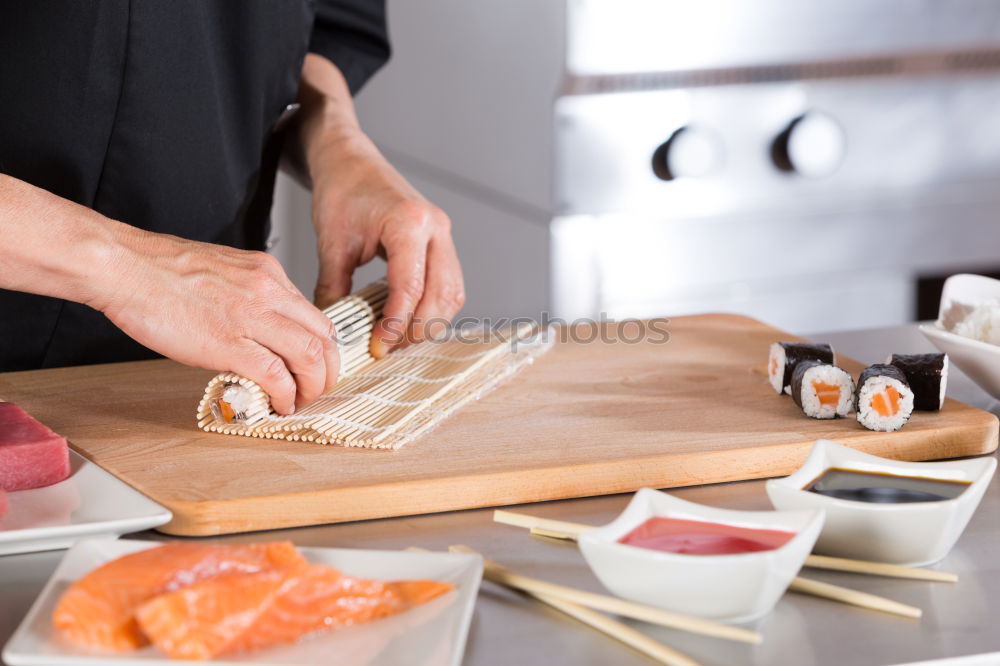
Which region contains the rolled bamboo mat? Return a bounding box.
[196,281,551,449]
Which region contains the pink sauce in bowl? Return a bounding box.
[618,517,796,555]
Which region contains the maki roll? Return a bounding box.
[887,353,948,411]
[790,360,855,419]
[856,364,915,432]
[768,342,835,395]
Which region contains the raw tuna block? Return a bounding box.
[0,488,7,517]
[0,402,70,491]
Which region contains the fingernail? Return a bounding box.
[370,337,388,359]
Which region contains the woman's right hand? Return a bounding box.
[0,174,332,414]
[96,228,340,415]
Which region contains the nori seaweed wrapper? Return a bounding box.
[791,359,826,411]
[855,363,910,407]
[779,342,834,393]
[889,353,946,411]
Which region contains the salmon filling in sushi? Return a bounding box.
[856,364,915,432]
[768,342,835,395]
[790,360,855,419]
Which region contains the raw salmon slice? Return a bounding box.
[135,564,454,660]
[52,542,306,651]
[812,381,841,408]
[872,385,902,417]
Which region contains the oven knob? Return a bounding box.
[772,112,845,178]
[652,126,725,180]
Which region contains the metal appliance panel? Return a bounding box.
[555,76,1000,216]
[567,0,1000,74]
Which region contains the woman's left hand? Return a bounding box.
[307,133,465,358]
[295,54,465,359]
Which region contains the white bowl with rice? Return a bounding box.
[920,273,1000,401]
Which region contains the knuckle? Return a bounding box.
[261,355,291,385]
[246,269,280,296]
[400,272,425,301]
[245,254,286,287]
[441,284,466,311]
[430,206,451,231]
[391,199,431,227]
[303,336,325,364]
[247,307,281,330]
[254,251,283,272]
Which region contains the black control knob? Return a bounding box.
[771,112,846,178]
[652,126,725,181]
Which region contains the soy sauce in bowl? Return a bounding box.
[805,468,971,504]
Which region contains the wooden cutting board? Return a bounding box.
[2,314,996,536]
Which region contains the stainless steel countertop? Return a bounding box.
[2,324,998,666]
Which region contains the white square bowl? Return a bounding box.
[919,273,1000,401]
[577,488,824,624]
[766,439,996,566]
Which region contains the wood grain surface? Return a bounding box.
[1,314,996,536]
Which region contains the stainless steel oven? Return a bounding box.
[274,0,1000,333]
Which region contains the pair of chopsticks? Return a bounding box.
[448,544,715,666]
[497,510,957,620]
[408,544,718,665]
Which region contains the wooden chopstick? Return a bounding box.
[448,544,762,645]
[494,510,589,537]
[802,554,956,583]
[447,546,703,666]
[495,510,957,583]
[788,577,921,619]
[529,590,703,666]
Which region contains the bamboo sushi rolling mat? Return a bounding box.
[197,281,551,449]
[1,314,996,535]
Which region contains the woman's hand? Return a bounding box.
[98,229,340,415]
[0,174,338,414]
[294,54,465,359]
[308,135,465,357]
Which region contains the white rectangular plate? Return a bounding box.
[0,451,172,556]
[3,539,482,666]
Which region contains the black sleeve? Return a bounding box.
[308,0,390,95]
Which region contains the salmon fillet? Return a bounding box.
[52,542,306,651]
[135,564,454,660]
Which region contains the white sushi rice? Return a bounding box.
[857,376,914,432]
[768,343,786,394]
[939,354,949,408]
[797,365,854,419]
[952,300,1000,345]
[221,384,254,421]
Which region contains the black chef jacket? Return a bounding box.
[0,1,388,371]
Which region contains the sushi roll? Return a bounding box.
[790,360,855,419]
[768,342,835,395]
[887,353,948,411]
[856,364,915,432]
